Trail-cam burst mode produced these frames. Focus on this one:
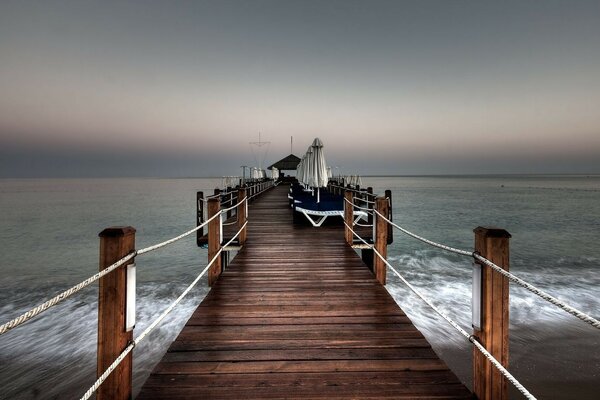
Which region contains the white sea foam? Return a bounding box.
[0,281,208,399]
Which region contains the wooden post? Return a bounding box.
[97,227,135,400]
[344,190,354,245]
[473,227,511,400]
[361,249,374,271]
[367,187,374,224]
[238,187,247,245]
[374,197,388,284]
[227,191,233,219]
[196,191,204,246]
[207,198,222,286]
[385,189,394,244]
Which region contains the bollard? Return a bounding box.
[196,191,205,246]
[472,227,511,400]
[207,198,222,286]
[344,190,354,245]
[97,227,135,400]
[238,187,247,245]
[373,197,388,284]
[367,187,374,224]
[385,189,394,244]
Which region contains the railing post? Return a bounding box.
[238,187,247,245]
[473,227,511,400]
[196,191,204,246]
[385,189,393,244]
[344,189,353,245]
[367,187,373,224]
[227,191,233,219]
[207,198,222,286]
[97,227,135,400]
[373,197,388,284]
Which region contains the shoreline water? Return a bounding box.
[1,175,598,399]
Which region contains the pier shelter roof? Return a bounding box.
[267,154,301,171]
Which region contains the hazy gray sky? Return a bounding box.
[1,0,599,177]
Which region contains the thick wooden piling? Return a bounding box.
[97,227,135,400]
[207,198,222,286]
[238,187,247,245]
[226,191,233,219]
[374,197,389,284]
[385,189,394,244]
[344,189,353,245]
[473,227,511,400]
[196,191,204,246]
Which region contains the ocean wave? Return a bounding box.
[0,281,209,399]
[384,251,600,333]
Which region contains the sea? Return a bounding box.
[0,175,598,399]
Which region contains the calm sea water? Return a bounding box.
[0,176,599,399]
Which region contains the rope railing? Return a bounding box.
[80,240,225,400]
[343,220,536,400]
[373,210,600,330]
[82,217,249,400]
[0,251,136,336]
[2,184,256,398]
[221,196,247,214]
[248,181,274,200]
[354,197,375,204]
[344,197,374,213]
[328,184,376,197]
[0,196,248,336]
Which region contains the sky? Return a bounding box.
[1,0,600,177]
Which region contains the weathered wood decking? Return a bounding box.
[138,185,472,399]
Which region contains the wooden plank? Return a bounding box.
[137,185,471,399]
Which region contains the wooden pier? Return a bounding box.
[137,185,472,399]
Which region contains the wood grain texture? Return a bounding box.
[97,227,135,400]
[138,185,472,399]
[473,227,510,400]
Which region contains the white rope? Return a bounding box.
[0,212,222,336]
[344,197,374,213]
[473,253,600,329]
[0,252,135,336]
[343,221,536,400]
[374,210,600,330]
[137,212,221,255]
[80,249,222,400]
[220,196,246,214]
[354,221,373,227]
[80,219,252,399]
[373,210,471,256]
[355,197,375,205]
[223,221,248,248]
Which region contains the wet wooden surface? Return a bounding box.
[138,185,472,399]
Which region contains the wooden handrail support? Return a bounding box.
[238,187,247,245]
[97,226,135,400]
[227,192,233,219]
[373,197,388,284]
[344,189,353,245]
[207,198,222,286]
[385,189,394,244]
[473,227,511,400]
[196,191,204,246]
[367,187,374,224]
